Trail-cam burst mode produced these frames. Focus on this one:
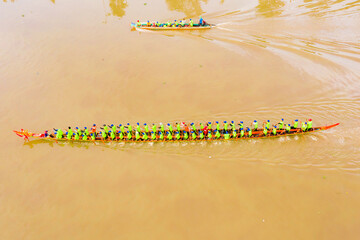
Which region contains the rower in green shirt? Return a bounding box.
[278,119,284,130]
[103,124,109,133]
[110,131,116,140]
[175,131,181,140]
[159,131,164,140]
[101,131,107,140]
[111,124,116,134]
[66,131,72,140]
[127,131,132,140]
[253,120,258,131]
[160,123,165,133]
[239,121,244,130]
[127,123,132,133]
[74,132,80,140]
[136,123,141,133]
[216,121,220,131]
[91,133,96,141]
[207,131,212,139]
[144,123,149,133]
[68,127,73,137]
[272,126,277,135]
[263,127,268,136]
[286,124,291,133]
[152,124,157,133]
[224,131,230,140]
[191,123,196,132]
[247,128,252,137]
[215,130,221,139]
[232,130,237,138]
[119,131,124,140]
[200,123,204,131]
[207,122,212,131]
[266,120,270,130]
[231,121,236,131]
[301,122,307,132]
[166,131,172,140]
[189,19,194,27]
[240,128,245,137]
[167,123,173,133]
[224,121,228,131]
[82,134,87,141]
[191,131,197,140]
[199,131,204,140]
[142,132,148,141]
[183,131,189,140]
[292,119,299,129]
[151,131,156,140]
[307,119,312,130]
[176,123,181,132]
[135,131,140,141]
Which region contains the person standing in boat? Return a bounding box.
[199,16,206,26]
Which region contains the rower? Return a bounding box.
[156,21,160,27]
[74,132,80,140]
[68,127,73,137]
[307,119,313,130]
[66,131,72,140]
[263,127,268,136]
[147,20,151,27]
[191,131,197,140]
[199,16,204,26]
[216,121,220,131]
[111,124,116,134]
[191,123,196,132]
[127,131,132,140]
[183,131,189,140]
[231,121,236,131]
[207,130,212,139]
[266,120,270,129]
[142,132,148,141]
[239,121,244,130]
[173,20,177,27]
[253,120,258,131]
[82,134,88,141]
[181,19,185,27]
[136,123,141,133]
[118,131,124,140]
[135,131,140,141]
[152,124,157,133]
[91,133,96,141]
[247,127,252,137]
[286,124,291,133]
[278,119,284,130]
[240,128,245,138]
[207,122,212,131]
[272,126,277,135]
[159,131,164,140]
[175,131,181,140]
[119,124,125,134]
[232,130,237,138]
[200,123,204,131]
[199,130,204,140]
[166,131,172,140]
[301,122,307,132]
[103,124,109,133]
[292,119,299,129]
[215,130,221,139]
[224,131,230,140]
[160,123,165,133]
[176,123,181,132]
[144,123,149,133]
[110,130,116,140]
[189,19,194,27]
[136,20,141,27]
[101,130,107,140]
[223,121,228,131]
[91,124,96,133]
[151,131,156,140]
[167,123,173,133]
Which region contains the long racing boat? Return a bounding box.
[14,123,339,143]
[131,22,213,30]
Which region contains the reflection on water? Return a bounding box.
[256,0,285,17]
[108,0,127,18]
[165,0,208,17]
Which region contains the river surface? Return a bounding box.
[1,0,360,239]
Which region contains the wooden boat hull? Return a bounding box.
[131,22,213,30]
[14,123,340,144]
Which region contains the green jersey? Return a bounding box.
[177,123,181,132]
[240,129,244,137]
[135,132,140,140]
[307,121,312,129]
[200,123,204,131]
[294,121,298,128]
[91,134,95,140]
[112,126,116,133]
[151,132,156,140]
[136,125,141,133]
[82,135,87,140]
[142,133,148,141]
[279,121,284,130]
[224,122,228,131]
[168,125,173,132]
[167,133,172,140]
[232,131,237,138]
[192,132,197,140]
[286,125,291,133]
[184,132,189,140]
[272,128,277,135]
[216,123,220,131]
[152,124,157,133]
[74,133,80,140]
[263,128,268,136]
[253,121,258,130]
[104,126,109,133]
[67,132,72,140]
[68,129,73,136]
[224,133,230,140]
[144,125,149,133]
[207,132,212,139]
[301,123,306,131]
[160,124,164,132]
[110,131,115,140]
[119,132,124,140]
[127,132,132,140]
[175,133,180,140]
[128,125,132,132]
[199,132,204,139]
[215,131,221,139]
[248,129,252,137]
[266,122,270,129]
[159,132,164,140]
[192,124,196,132]
[101,131,107,139]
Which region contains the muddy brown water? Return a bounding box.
[1,0,360,239]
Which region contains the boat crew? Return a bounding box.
[101,130,107,140]
[160,123,165,132]
[44,130,49,137]
[176,123,181,132]
[102,124,109,133]
[82,134,88,141]
[286,124,291,133]
[183,131,189,140]
[156,21,160,27]
[189,19,194,27]
[199,16,205,26]
[74,132,80,140]
[203,125,209,135]
[66,131,72,140]
[68,127,73,137]
[119,124,125,134]
[91,133,96,141]
[292,119,299,129]
[307,119,313,130]
[173,20,177,27]
[247,127,252,137]
[191,123,196,132]
[207,122,212,131]
[207,130,212,139]
[278,119,284,130]
[147,20,151,26]
[110,124,116,134]
[253,120,258,131]
[56,129,64,139]
[144,123,149,133]
[181,19,185,27]
[127,123,133,133]
[110,130,116,140]
[91,124,96,133]
[136,20,141,27]
[231,121,236,131]
[224,131,230,140]
[152,124,157,133]
[239,121,244,130]
[200,123,204,131]
[272,126,277,135]
[199,131,204,140]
